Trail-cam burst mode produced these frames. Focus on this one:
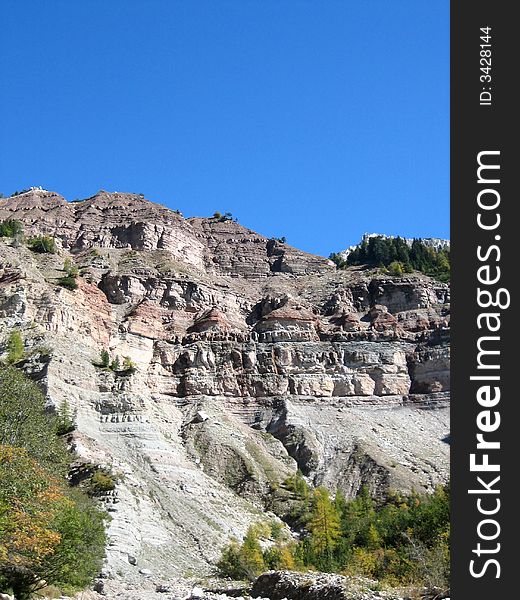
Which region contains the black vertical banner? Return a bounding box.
[451,1,515,598]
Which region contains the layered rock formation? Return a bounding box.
[0,189,449,590]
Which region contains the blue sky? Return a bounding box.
[0,0,449,256]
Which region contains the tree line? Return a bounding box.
[0,364,106,599]
[330,236,450,282]
[218,472,450,590]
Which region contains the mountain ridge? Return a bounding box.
[0,189,449,597]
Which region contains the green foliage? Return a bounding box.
[41,489,106,592]
[388,261,405,276]
[110,356,121,372]
[336,236,450,282]
[0,366,69,473]
[122,356,137,374]
[99,349,110,368]
[28,235,57,254]
[5,330,25,364]
[263,543,295,571]
[218,522,294,581]
[10,188,31,197]
[283,471,314,525]
[213,211,236,223]
[0,445,70,599]
[63,258,79,277]
[329,252,348,269]
[0,450,106,597]
[238,526,266,579]
[217,538,248,580]
[217,528,264,581]
[306,487,342,571]
[57,276,78,290]
[284,471,311,497]
[90,470,116,493]
[0,368,107,597]
[57,258,79,290]
[55,400,76,436]
[0,219,23,238]
[95,349,135,376]
[219,481,450,589]
[270,520,283,541]
[298,484,450,588]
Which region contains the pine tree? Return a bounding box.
[56,399,76,435]
[100,349,110,368]
[110,356,121,372]
[308,487,341,571]
[240,526,266,579]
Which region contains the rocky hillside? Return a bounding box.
[0,189,449,595]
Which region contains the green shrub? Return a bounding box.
[56,399,77,435]
[218,523,295,581]
[213,211,235,222]
[28,235,57,254]
[329,252,348,269]
[122,356,137,374]
[222,482,450,589]
[217,525,266,580]
[5,330,25,364]
[99,349,110,368]
[95,350,136,376]
[0,219,23,237]
[110,356,121,372]
[90,470,116,493]
[388,261,405,276]
[0,365,69,472]
[63,257,79,277]
[57,275,78,290]
[41,488,106,592]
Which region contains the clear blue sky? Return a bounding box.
[0,0,449,256]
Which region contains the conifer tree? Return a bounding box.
[308,487,341,571]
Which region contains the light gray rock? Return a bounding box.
[0,192,450,594]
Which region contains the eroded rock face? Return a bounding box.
[251,570,405,600]
[0,191,449,583]
[0,189,333,278]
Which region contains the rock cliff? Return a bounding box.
[0,190,449,592]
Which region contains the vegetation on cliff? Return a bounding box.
[56,258,79,291]
[219,474,450,590]
[0,220,23,238]
[27,235,57,254]
[94,348,136,375]
[0,366,106,599]
[330,236,450,282]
